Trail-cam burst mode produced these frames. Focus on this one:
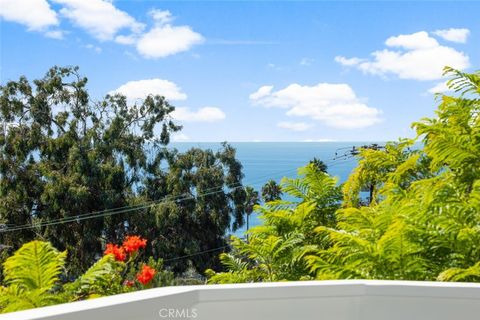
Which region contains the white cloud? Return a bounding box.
[335,56,364,66]
[112,8,203,58]
[427,82,451,94]
[249,86,273,100]
[0,0,58,32]
[45,30,64,39]
[277,121,312,131]
[53,0,144,41]
[337,31,470,81]
[2,1,204,58]
[250,83,381,129]
[149,9,174,25]
[172,107,226,122]
[300,58,314,66]
[115,34,137,45]
[171,133,190,142]
[111,79,224,123]
[85,43,102,53]
[433,28,470,43]
[110,79,187,103]
[136,24,204,58]
[385,31,439,49]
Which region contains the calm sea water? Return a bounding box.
[171,142,380,235]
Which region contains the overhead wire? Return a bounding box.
[0,155,357,233]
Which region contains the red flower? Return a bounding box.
[123,235,147,254]
[123,280,135,287]
[104,243,126,262]
[136,265,156,285]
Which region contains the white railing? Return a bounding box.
[1,280,480,320]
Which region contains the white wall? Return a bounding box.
[1,280,480,320]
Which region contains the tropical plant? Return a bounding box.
[244,186,260,235]
[208,68,480,284]
[206,164,341,283]
[261,179,283,202]
[309,157,328,173]
[0,241,66,312]
[308,67,480,282]
[0,235,173,313]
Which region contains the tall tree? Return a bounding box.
[244,186,260,237]
[133,143,246,273]
[309,157,328,173]
[0,67,246,275]
[261,179,282,202]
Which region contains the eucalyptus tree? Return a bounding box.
[135,143,246,273]
[0,67,247,275]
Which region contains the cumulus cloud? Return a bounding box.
[427,82,451,94]
[172,107,226,122]
[112,8,204,59]
[45,30,64,39]
[250,83,381,129]
[433,28,470,43]
[110,79,187,104]
[386,31,439,49]
[149,9,174,25]
[1,1,204,58]
[136,24,204,58]
[0,0,60,36]
[277,121,313,131]
[249,85,274,100]
[53,0,144,41]
[335,56,364,66]
[111,79,224,123]
[336,31,470,81]
[115,34,137,45]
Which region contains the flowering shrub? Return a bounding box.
[104,244,126,262]
[0,235,174,313]
[102,235,165,290]
[123,235,147,254]
[137,265,156,285]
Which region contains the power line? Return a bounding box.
[0,166,303,233]
[0,156,355,233]
[163,245,230,263]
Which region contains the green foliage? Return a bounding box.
[0,238,176,313]
[208,68,480,284]
[308,67,480,282]
[207,164,341,283]
[0,241,66,312]
[261,179,282,202]
[142,143,246,273]
[309,157,328,173]
[0,67,246,275]
[3,240,66,290]
[64,255,123,300]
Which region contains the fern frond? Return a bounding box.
[3,241,66,291]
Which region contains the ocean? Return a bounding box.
[171,142,378,235]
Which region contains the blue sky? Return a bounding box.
[1,0,479,142]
